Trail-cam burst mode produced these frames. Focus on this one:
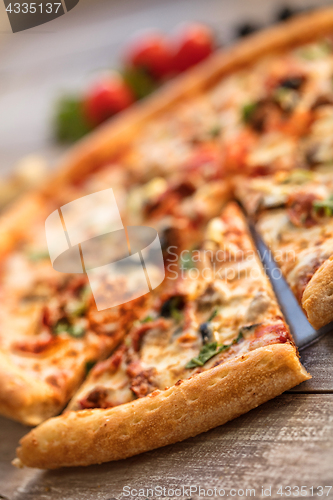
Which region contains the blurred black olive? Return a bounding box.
[279,75,305,90]
[235,23,260,38]
[199,322,213,343]
[276,6,297,22]
[160,296,184,318]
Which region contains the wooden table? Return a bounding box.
[0,1,333,498]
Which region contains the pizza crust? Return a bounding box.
[0,192,45,258]
[302,256,333,330]
[15,343,310,469]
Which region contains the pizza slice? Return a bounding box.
[234,167,333,329]
[0,221,152,426]
[14,203,309,469]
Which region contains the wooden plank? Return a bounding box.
[290,333,333,392]
[0,418,36,500]
[0,394,332,500]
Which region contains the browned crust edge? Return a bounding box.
[302,256,333,329]
[14,343,310,469]
[2,7,333,251]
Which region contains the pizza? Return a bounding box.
[14,203,309,468]
[235,167,333,329]
[0,7,331,468]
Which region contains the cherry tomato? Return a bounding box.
[83,77,134,125]
[172,24,215,72]
[125,33,173,80]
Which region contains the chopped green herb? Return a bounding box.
[208,125,221,138]
[171,306,183,323]
[313,195,333,216]
[53,320,71,336]
[208,308,219,322]
[27,250,49,262]
[186,342,222,368]
[53,320,86,338]
[70,324,86,338]
[186,331,244,369]
[54,96,92,143]
[141,315,154,323]
[234,328,246,343]
[65,300,87,318]
[280,170,313,184]
[85,360,96,375]
[179,253,196,271]
[80,286,91,301]
[299,40,332,60]
[242,102,257,124]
